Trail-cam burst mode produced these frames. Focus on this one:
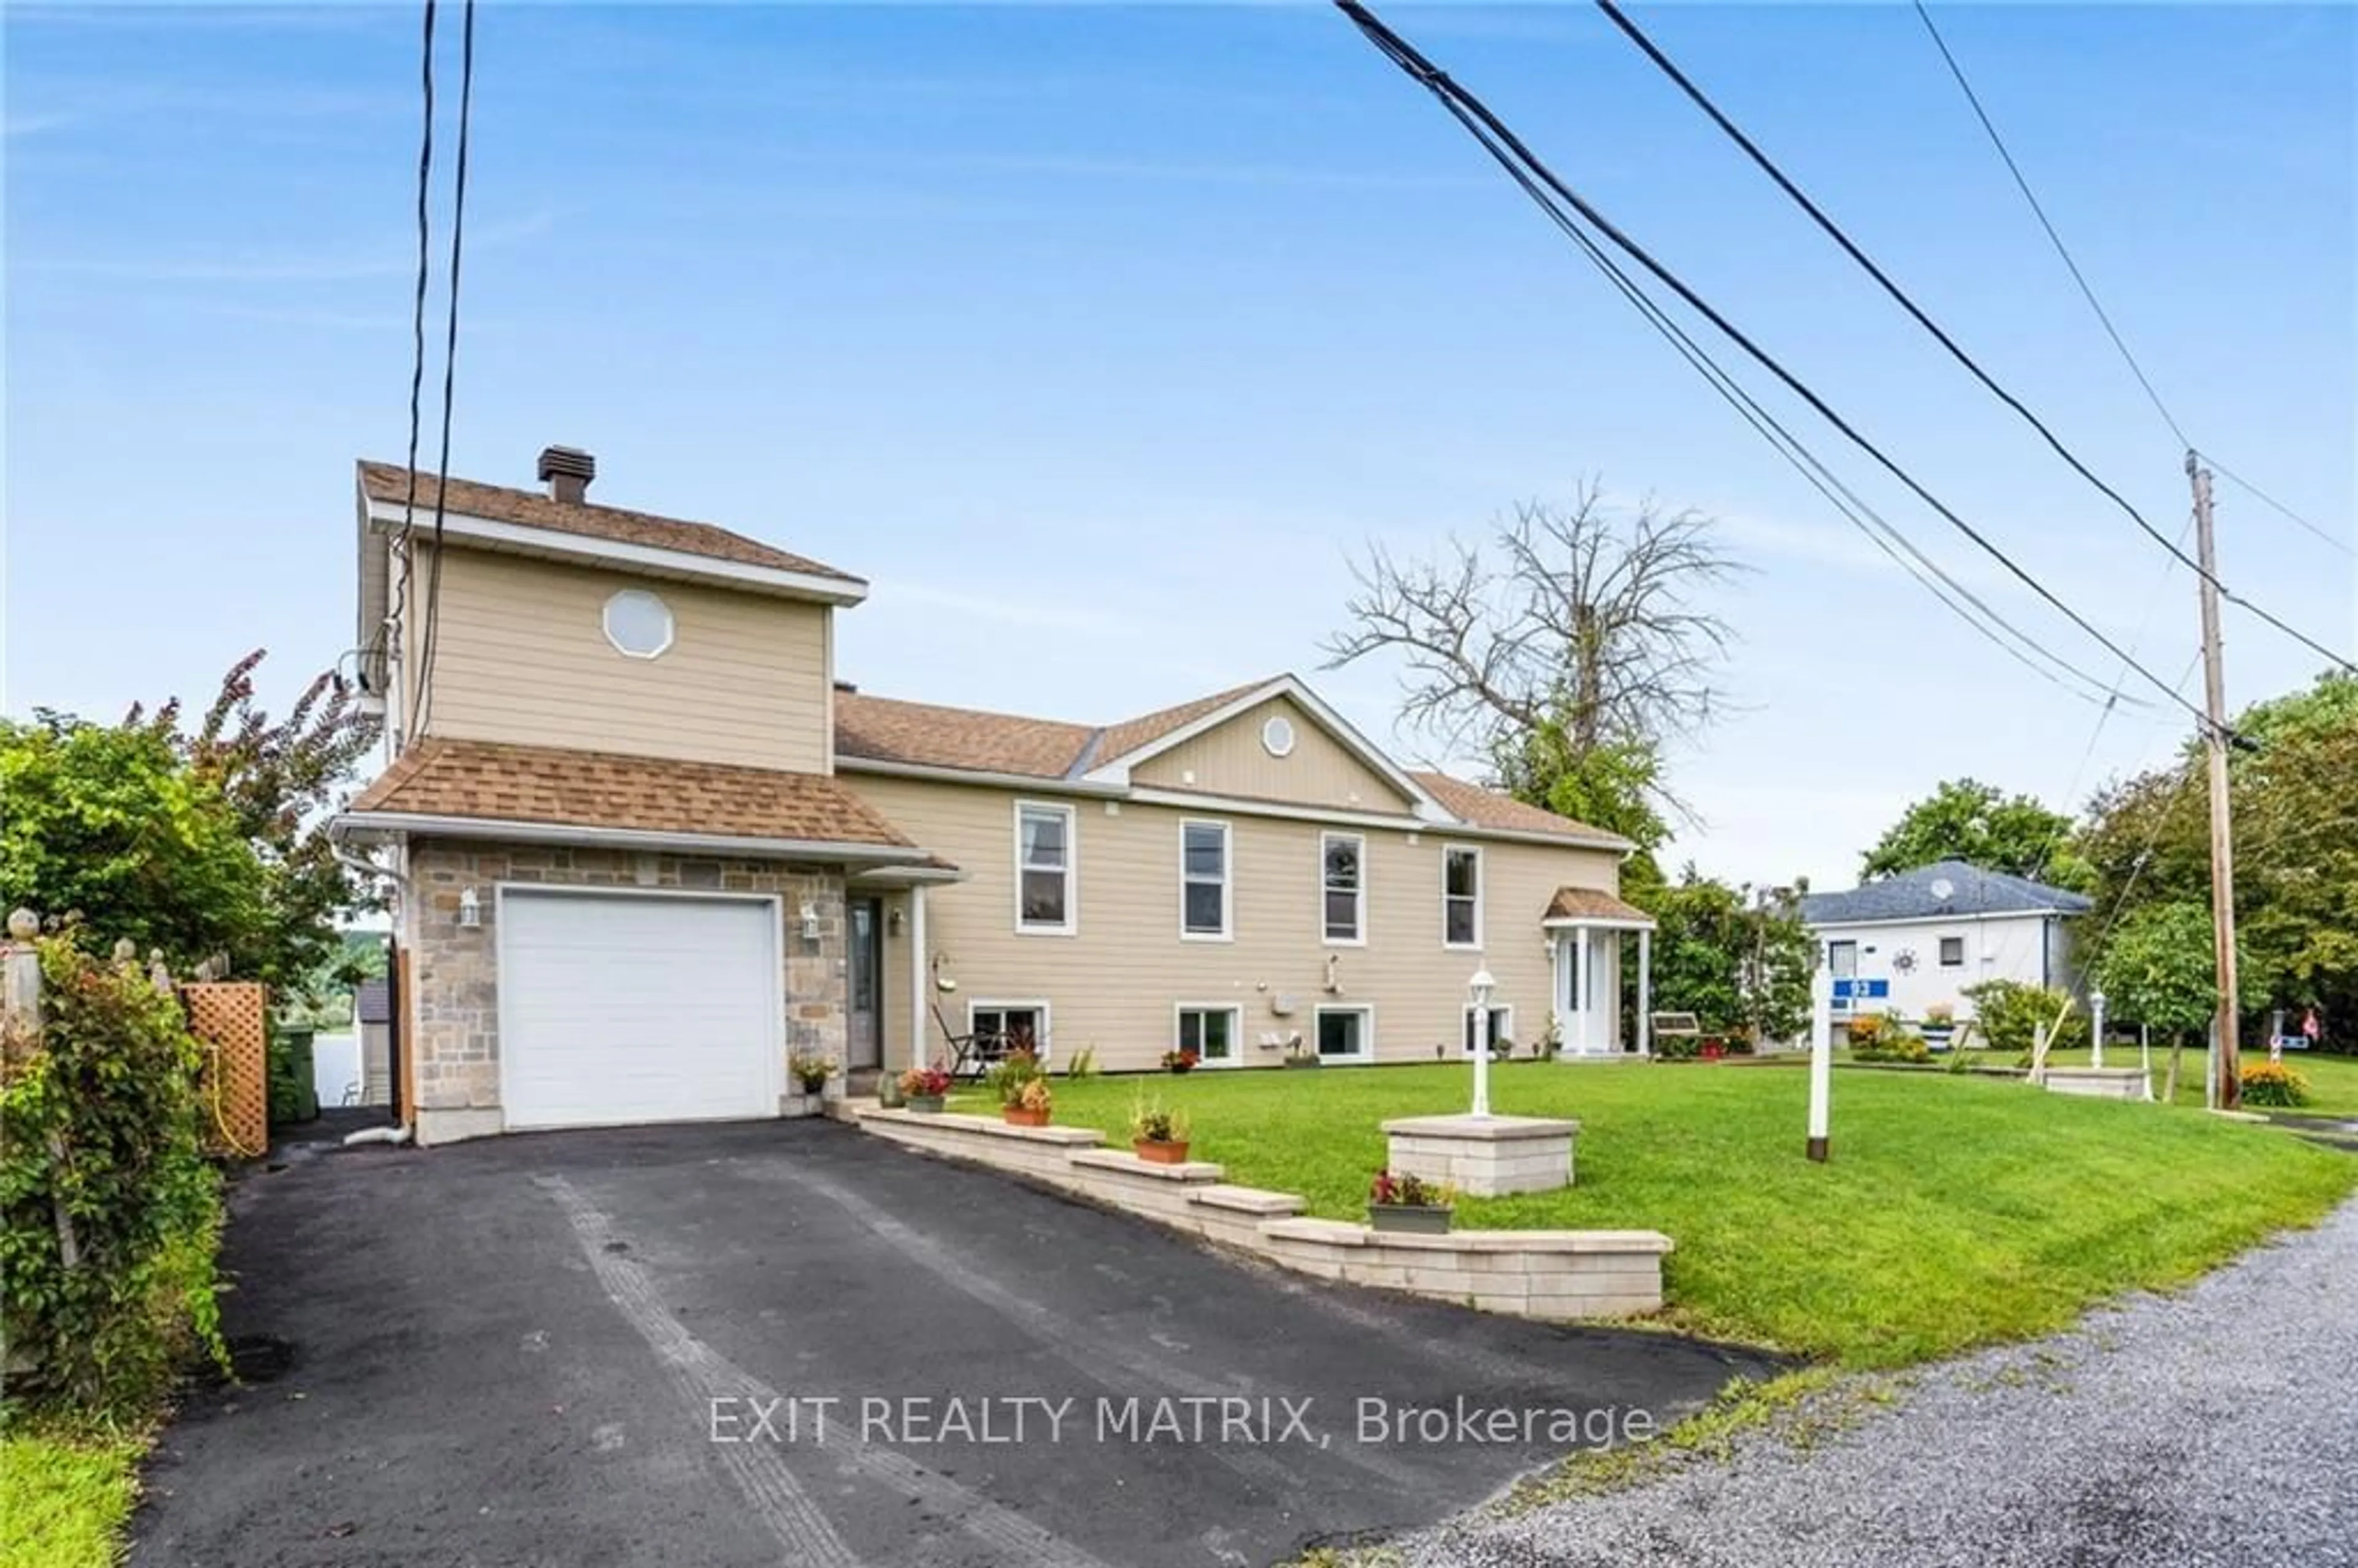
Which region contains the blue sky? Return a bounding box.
[6,2,2352,888]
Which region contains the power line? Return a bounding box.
[412,0,477,737]
[1915,0,2349,564]
[1333,0,2222,738]
[2054,517,2196,817]
[1430,71,2139,712]
[387,0,438,725]
[1593,0,2356,678]
[1906,1,2187,450]
[2205,455,2352,559]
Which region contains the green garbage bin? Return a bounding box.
[269,1027,319,1126]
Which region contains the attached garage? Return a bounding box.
[498,888,782,1130]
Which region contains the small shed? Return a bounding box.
[356,977,394,1108]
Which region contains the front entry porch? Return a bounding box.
[1543,887,1656,1058]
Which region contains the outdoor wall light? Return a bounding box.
[887,907,906,937]
[457,887,481,929]
[799,902,822,941]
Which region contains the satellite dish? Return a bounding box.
[1929,877,1956,902]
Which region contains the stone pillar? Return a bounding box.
[3,908,42,1034]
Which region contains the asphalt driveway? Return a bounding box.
[133,1118,1775,1568]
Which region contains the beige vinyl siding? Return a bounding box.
[1130,697,1417,812]
[879,886,917,1064]
[850,773,1624,1074]
[411,545,832,771]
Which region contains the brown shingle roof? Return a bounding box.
[835,681,1626,846]
[832,680,1282,781]
[357,462,862,583]
[348,738,921,852]
[1544,886,1655,925]
[1095,679,1274,763]
[833,693,1098,779]
[1411,771,1626,845]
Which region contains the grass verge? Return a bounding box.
[987,1061,2357,1367]
[0,1430,142,1568]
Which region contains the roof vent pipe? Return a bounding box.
[537,445,595,503]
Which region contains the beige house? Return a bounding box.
[334,449,1656,1146]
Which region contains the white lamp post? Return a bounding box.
[2090,989,2106,1071]
[1468,967,1496,1118]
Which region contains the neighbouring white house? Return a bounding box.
[1799,860,2093,1037]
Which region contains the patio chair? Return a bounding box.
[931,1001,1016,1081]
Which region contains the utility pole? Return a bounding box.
[2189,452,2242,1109]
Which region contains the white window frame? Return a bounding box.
[968,999,1052,1061]
[1178,818,1232,942]
[1173,1003,1243,1068]
[1313,1003,1375,1065]
[1442,844,1484,950]
[601,588,675,659]
[1461,1003,1516,1058]
[1827,939,1858,979]
[1013,800,1077,936]
[1320,831,1366,947]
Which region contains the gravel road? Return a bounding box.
[1408,1196,2358,1568]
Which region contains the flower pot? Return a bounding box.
[1166,1062,1195,1076]
[1133,1139,1191,1165]
[1002,1106,1051,1128]
[781,1092,824,1119]
[905,1094,945,1114]
[1368,1203,1453,1235]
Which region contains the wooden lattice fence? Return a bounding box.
[181,981,269,1159]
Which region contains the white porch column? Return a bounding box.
[1574,927,1593,1056]
[1637,927,1652,1058]
[908,884,928,1072]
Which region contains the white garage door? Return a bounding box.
[500,890,780,1130]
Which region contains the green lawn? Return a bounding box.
[962,1061,2358,1368]
[0,1434,141,1568]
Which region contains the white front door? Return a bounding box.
[1555,930,1606,1055]
[499,889,780,1130]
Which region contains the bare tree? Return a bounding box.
[1322,481,1739,813]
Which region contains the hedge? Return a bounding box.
[1,937,225,1422]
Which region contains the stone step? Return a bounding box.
[1068,1147,1225,1182]
[1189,1184,1305,1217]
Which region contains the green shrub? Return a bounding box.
[1853,1029,1932,1065]
[1655,1032,1702,1061]
[1,937,225,1421]
[2239,1062,2311,1108]
[1963,979,2088,1058]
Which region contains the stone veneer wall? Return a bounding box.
[407,840,847,1143]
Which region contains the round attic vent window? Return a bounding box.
[1261,714,1296,758]
[603,589,674,659]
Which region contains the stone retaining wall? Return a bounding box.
[2039,1066,2149,1101]
[854,1107,1671,1321]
